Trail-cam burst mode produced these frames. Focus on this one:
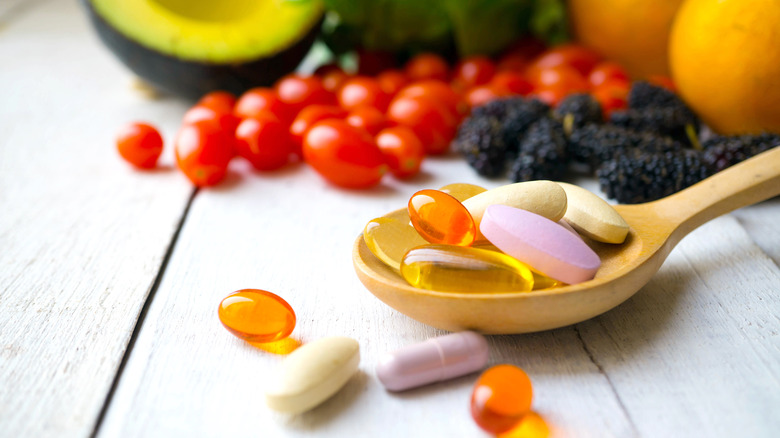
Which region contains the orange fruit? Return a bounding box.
[669,0,780,135]
[567,0,685,79]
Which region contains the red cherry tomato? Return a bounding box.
[588,62,630,88]
[453,56,496,89]
[234,88,292,122]
[465,84,508,108]
[197,91,236,114]
[337,76,391,111]
[646,75,677,92]
[527,65,590,92]
[275,74,334,116]
[289,105,348,153]
[405,53,450,82]
[174,119,234,186]
[496,54,528,73]
[116,122,163,169]
[396,80,466,120]
[386,95,457,155]
[322,71,349,94]
[235,113,293,171]
[377,69,409,96]
[182,105,240,134]
[302,119,387,189]
[490,71,534,96]
[592,80,630,118]
[346,105,388,136]
[530,44,602,77]
[530,83,573,107]
[375,126,425,179]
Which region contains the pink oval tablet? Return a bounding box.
[480,205,601,284]
[376,331,489,392]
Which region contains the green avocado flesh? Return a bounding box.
[89,0,323,63]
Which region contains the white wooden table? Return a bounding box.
[2,2,779,437]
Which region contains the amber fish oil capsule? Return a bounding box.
[408,189,476,246]
[400,244,534,293]
[471,364,534,434]
[218,289,296,343]
[376,331,489,391]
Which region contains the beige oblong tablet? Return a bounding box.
[558,182,629,244]
[462,180,568,241]
[265,336,360,414]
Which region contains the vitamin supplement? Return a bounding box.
[401,244,534,292]
[265,336,360,414]
[472,242,562,290]
[557,219,582,239]
[438,182,487,202]
[497,412,550,438]
[376,331,489,391]
[462,181,568,242]
[364,216,428,271]
[558,182,629,244]
[471,364,534,434]
[218,289,296,343]
[481,205,601,284]
[408,189,476,246]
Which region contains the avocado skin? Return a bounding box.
[83,0,322,100]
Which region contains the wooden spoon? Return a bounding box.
[353,146,780,334]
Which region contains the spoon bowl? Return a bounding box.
[353,147,780,334]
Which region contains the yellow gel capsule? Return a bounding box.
[364,216,428,271]
[472,242,562,291]
[401,244,534,293]
[439,183,487,202]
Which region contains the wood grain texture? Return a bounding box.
[0,1,192,436]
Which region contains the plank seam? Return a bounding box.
[574,325,641,436]
[87,188,198,438]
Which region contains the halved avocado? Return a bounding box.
[84,0,324,99]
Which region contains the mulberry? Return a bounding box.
[509,118,569,182]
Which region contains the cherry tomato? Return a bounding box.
[592,80,629,118]
[588,62,630,88]
[396,80,466,120]
[386,95,457,155]
[346,105,388,136]
[197,91,236,114]
[527,65,590,92]
[375,126,425,179]
[529,44,602,77]
[530,83,573,107]
[275,74,334,116]
[175,119,234,186]
[289,105,347,152]
[234,88,292,122]
[496,54,528,73]
[453,56,496,89]
[337,76,391,111]
[377,69,409,96]
[235,113,293,171]
[302,119,386,189]
[318,68,349,93]
[405,53,450,82]
[465,84,508,108]
[490,71,534,96]
[357,49,398,76]
[182,105,240,134]
[116,122,163,169]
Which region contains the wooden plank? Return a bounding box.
[578,215,780,437]
[0,1,193,436]
[97,158,634,437]
[733,198,780,266]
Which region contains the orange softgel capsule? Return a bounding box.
[218,289,296,343]
[408,189,476,246]
[471,364,534,434]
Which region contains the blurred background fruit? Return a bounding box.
[669,0,780,135]
[567,0,685,79]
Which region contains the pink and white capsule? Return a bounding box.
[376,331,489,391]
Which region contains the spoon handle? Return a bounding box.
[653,145,780,238]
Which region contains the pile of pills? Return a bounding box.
[364,180,629,291]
